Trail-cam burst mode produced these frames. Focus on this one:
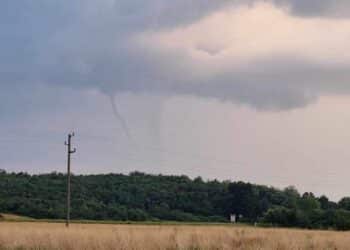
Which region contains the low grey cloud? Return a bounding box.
[275,0,350,18]
[2,0,350,111]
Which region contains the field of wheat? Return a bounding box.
[0,222,349,250]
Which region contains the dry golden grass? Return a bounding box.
[0,222,349,250]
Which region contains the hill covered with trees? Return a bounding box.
[1,170,350,230]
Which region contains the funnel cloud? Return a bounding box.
[109,95,132,140]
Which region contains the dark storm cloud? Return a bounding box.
[0,0,229,84]
[275,0,350,18]
[1,0,350,111]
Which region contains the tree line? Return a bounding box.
[1,169,350,230]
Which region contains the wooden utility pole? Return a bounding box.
[65,132,76,228]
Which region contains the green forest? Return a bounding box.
[1,170,350,230]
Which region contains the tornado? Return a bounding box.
[109,95,132,141]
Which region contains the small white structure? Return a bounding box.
[230,214,236,223]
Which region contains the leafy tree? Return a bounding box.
[338,197,350,210]
[298,192,320,212]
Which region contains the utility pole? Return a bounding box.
[65,132,76,228]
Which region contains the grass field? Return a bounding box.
[0,214,35,222]
[0,222,349,250]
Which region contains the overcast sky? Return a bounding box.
[2,0,350,200]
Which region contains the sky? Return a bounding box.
[2,0,350,200]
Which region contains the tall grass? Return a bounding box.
[0,222,349,249]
